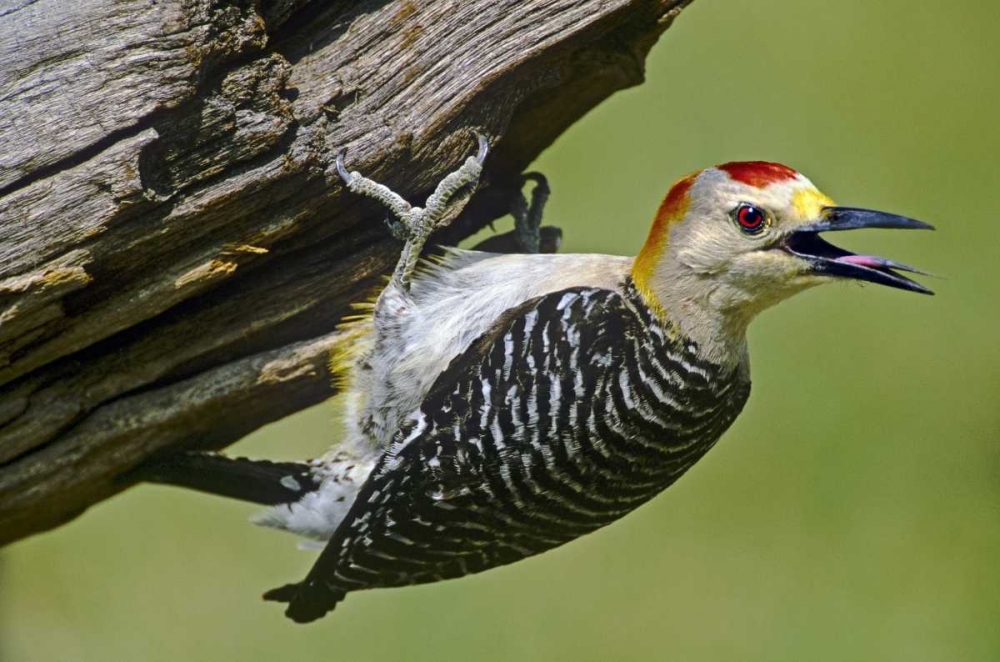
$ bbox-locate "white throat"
[635,262,753,370]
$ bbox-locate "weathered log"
[0,0,691,545]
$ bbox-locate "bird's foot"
[335,132,489,290]
[509,172,550,254]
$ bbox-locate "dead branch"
[0,0,691,545]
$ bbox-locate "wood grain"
[0,0,692,546]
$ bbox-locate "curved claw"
[334,150,353,185]
[520,171,550,190]
[473,131,489,164]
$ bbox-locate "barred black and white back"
[265,281,751,622]
[251,250,634,541]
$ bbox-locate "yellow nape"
[792,187,836,220]
[632,172,697,312]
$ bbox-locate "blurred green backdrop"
[3,1,998,660]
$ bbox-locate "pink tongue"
[836,255,885,269]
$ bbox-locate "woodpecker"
[143,134,932,623]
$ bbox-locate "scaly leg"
[335,133,489,291]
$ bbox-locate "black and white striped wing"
[269,287,636,622]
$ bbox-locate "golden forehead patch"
[792,188,836,220]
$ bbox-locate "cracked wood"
[0,0,693,546]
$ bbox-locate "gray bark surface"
[0,0,691,546]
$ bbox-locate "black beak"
[782,206,935,295]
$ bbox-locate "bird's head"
[632,161,932,360]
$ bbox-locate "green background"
[4,1,998,660]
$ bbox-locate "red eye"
[735,204,767,234]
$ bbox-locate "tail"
[263,579,347,624]
[134,452,320,506]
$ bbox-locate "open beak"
[782,206,935,295]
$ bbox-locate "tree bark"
[0,0,691,546]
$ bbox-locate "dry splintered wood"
[0,0,692,546]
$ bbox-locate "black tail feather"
[262,583,301,602]
[264,579,347,624]
[133,452,320,505]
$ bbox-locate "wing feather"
[267,286,633,623]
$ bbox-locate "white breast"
[344,249,633,451]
